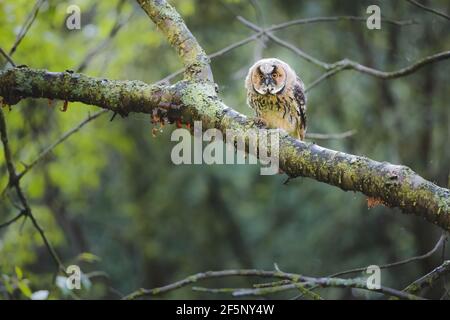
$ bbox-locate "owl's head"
[245,58,293,95]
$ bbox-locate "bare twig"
[0,0,126,275]
[292,234,446,299]
[329,234,446,278]
[406,0,450,21]
[237,16,450,82]
[0,211,25,229]
[124,268,423,300]
[156,14,416,85]
[0,47,16,67]
[77,2,133,73]
[156,32,263,85]
[305,65,346,92]
[16,110,107,180]
[0,108,65,274]
[137,0,213,82]
[441,235,449,299]
[230,278,423,300]
[268,16,417,32]
[123,269,298,299]
[403,261,450,295]
[9,0,46,56]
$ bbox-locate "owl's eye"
[272,73,277,79]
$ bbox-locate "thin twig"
[9,0,46,56]
[237,16,338,69]
[0,108,66,274]
[406,0,450,21]
[124,269,310,299]
[17,110,107,181]
[123,268,423,300]
[253,279,323,300]
[156,32,263,84]
[231,278,423,300]
[329,234,446,278]
[156,14,417,85]
[292,234,446,299]
[77,2,133,72]
[441,235,449,299]
[0,47,16,67]
[0,212,25,229]
[305,65,346,92]
[237,16,450,81]
[403,260,450,295]
[267,16,417,32]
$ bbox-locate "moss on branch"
[137,0,213,82]
[0,65,449,231]
[0,0,449,232]
[0,67,186,120]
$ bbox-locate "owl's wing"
[293,77,307,131]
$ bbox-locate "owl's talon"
[176,119,183,128]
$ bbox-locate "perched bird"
[245,58,307,140]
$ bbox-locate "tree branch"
[267,16,417,32]
[0,108,65,274]
[403,260,450,295]
[0,211,24,229]
[0,67,182,118]
[137,0,213,82]
[124,268,423,300]
[17,110,107,180]
[156,32,263,85]
[329,234,446,278]
[8,0,46,57]
[1,64,449,231]
[229,277,422,300]
[1,0,449,233]
[406,0,450,21]
[77,1,133,73]
[237,16,450,81]
[156,14,415,85]
[0,47,16,68]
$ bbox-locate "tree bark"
[0,0,449,232]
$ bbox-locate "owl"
[245,58,307,140]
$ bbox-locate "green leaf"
[76,252,101,263]
[17,280,32,298]
[15,266,23,280]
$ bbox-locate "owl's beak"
[264,77,271,86]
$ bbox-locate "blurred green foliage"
[0,0,449,299]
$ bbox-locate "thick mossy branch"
[0,66,449,231]
[216,105,450,231]
[137,0,213,82]
[0,67,185,119]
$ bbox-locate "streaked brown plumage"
[245,58,307,140]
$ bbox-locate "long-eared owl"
[245,58,307,140]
